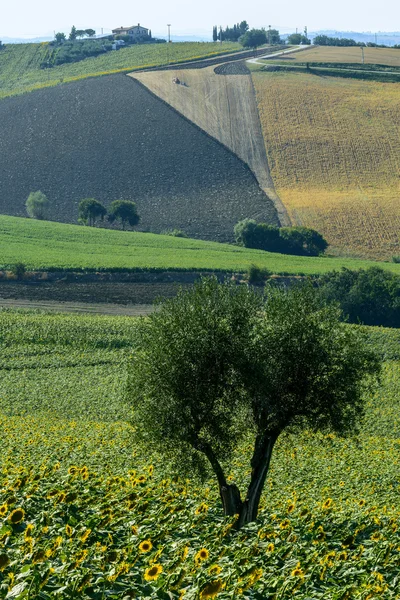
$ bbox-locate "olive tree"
[128,278,380,528]
[25,191,50,220]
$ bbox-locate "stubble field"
[286,46,400,67]
[0,310,399,598]
[252,71,400,259]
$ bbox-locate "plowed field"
[0,74,277,242]
[133,64,288,225]
[253,71,400,259]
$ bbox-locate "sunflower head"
[139,539,153,553]
[195,548,209,562]
[9,507,25,524]
[322,498,333,510]
[0,553,10,571]
[144,563,162,581]
[0,504,8,517]
[200,579,224,599]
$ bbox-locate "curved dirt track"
[131,65,290,226]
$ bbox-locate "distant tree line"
[212,22,249,42]
[313,34,397,48]
[212,22,281,47]
[234,219,328,256]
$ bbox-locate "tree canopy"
[240,29,267,49]
[78,198,107,227]
[25,191,50,220]
[319,267,400,328]
[128,278,380,528]
[108,200,140,230]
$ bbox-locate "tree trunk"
[219,482,242,516]
[235,431,279,529]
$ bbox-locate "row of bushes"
[234,219,328,256]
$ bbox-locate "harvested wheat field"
[286,45,400,67]
[253,71,400,259]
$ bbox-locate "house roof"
[112,25,149,33]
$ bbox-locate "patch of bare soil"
[0,74,276,242]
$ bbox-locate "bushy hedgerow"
[234,219,328,256]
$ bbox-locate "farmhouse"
[112,24,150,40]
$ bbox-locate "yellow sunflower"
[9,507,25,524]
[0,504,8,517]
[139,539,153,553]
[144,563,162,581]
[208,564,222,575]
[291,562,305,577]
[200,579,224,599]
[195,548,210,562]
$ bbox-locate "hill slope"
[0,41,240,99]
[252,71,400,259]
[0,74,278,242]
[0,215,399,275]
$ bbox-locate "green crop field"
[1,216,400,276]
[0,41,240,99]
[0,309,399,598]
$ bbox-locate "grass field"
[0,41,240,99]
[286,46,400,67]
[252,71,400,260]
[1,215,400,275]
[0,310,399,597]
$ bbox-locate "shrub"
[234,220,328,256]
[10,262,26,280]
[247,264,271,284]
[161,229,188,238]
[25,191,50,220]
[392,256,400,264]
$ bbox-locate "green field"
[0,41,240,99]
[1,216,400,276]
[0,310,399,598]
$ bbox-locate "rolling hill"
[0,74,278,242]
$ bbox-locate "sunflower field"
[0,310,400,598]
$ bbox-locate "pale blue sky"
[1,0,399,38]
